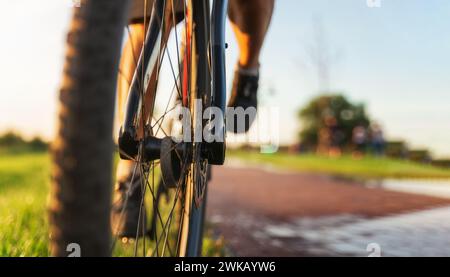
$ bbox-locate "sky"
[0,0,449,157]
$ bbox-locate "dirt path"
[206,165,450,256]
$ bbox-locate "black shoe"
[227,69,259,134]
[111,170,147,239]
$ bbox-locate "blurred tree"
[0,131,26,147]
[0,131,48,152]
[408,149,432,164]
[385,141,409,159]
[298,94,370,151]
[432,159,450,168]
[29,137,48,151]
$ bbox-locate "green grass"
[0,151,226,257]
[228,150,450,179]
[0,152,50,256]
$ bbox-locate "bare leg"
[117,23,146,175]
[228,0,275,69]
[118,24,145,129]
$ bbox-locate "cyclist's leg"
[228,0,275,70]
[117,23,145,127]
[227,0,274,133]
[113,22,146,238]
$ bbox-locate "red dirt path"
[206,165,450,256]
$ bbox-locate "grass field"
[0,151,227,257]
[228,151,450,179]
[2,150,449,256]
[0,152,50,256]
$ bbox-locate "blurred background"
[1,0,450,257]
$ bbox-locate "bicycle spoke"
[174,186,187,257]
[121,26,143,93]
[110,162,139,252]
[171,0,183,85]
[152,48,184,138]
[134,150,148,256]
[126,25,139,69]
[147,151,191,256]
[144,167,179,256]
[149,161,188,256]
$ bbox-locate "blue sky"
[0,0,449,157]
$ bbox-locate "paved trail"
[206,164,450,257]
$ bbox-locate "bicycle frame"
[118,0,227,165]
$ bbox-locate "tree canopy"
[298,94,370,150]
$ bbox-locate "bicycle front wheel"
[50,0,214,257]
